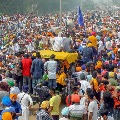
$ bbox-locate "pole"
[81,0,83,10]
[60,0,62,28]
[17,5,18,14]
[32,4,34,13]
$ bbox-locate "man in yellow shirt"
[48,88,61,120]
[88,31,97,49]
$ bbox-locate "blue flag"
[78,6,84,26]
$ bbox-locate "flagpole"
[60,0,62,28]
[81,0,83,10]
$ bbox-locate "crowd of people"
[0,9,120,120]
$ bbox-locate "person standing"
[52,32,63,52]
[79,73,91,94]
[13,52,23,91]
[48,88,61,120]
[31,52,44,94]
[21,54,32,93]
[82,43,93,64]
[88,93,98,120]
[62,33,73,52]
[10,94,22,120]
[0,83,9,113]
[17,85,33,120]
[88,31,97,50]
[44,54,57,89]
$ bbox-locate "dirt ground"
[29,103,64,120]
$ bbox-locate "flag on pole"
[78,6,84,26]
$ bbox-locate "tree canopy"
[0,0,95,15]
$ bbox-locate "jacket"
[82,47,93,59]
[31,58,44,79]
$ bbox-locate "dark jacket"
[31,58,44,79]
[82,47,93,59]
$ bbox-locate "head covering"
[95,61,102,69]
[76,67,81,72]
[2,112,12,120]
[81,65,86,70]
[87,43,92,47]
[2,96,11,107]
[91,31,96,36]
[40,101,50,109]
[10,94,17,100]
[80,73,86,80]
[7,80,15,87]
[107,37,111,41]
[10,87,20,94]
[96,35,101,41]
[22,85,28,92]
[1,107,15,113]
[109,72,114,78]
[61,107,69,116]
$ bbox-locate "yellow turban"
[87,43,92,47]
[10,94,17,100]
[40,101,50,109]
[2,112,12,120]
[96,61,102,69]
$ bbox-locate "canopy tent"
[33,50,78,64]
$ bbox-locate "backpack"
[66,94,80,106]
[69,104,85,118]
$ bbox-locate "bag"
[20,93,26,104]
[42,73,48,81]
[69,105,85,118]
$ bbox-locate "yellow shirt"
[96,60,102,68]
[50,95,61,115]
[88,35,97,49]
[90,78,98,91]
[57,72,66,86]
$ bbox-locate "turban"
[10,94,17,100]
[10,87,20,94]
[87,43,92,47]
[40,101,50,109]
[2,112,12,120]
[7,80,15,87]
[61,107,69,116]
[91,31,96,36]
[81,65,86,70]
[76,67,81,72]
[96,35,101,41]
[2,96,11,107]
[22,85,28,92]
